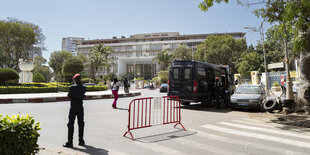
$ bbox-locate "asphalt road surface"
[1,89,310,155]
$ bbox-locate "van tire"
[181,101,190,106]
[262,101,278,112]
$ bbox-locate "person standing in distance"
[63,73,86,148]
[112,77,120,109]
[123,76,129,93]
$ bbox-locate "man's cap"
[73,73,81,79]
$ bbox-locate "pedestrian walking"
[63,73,86,148]
[124,76,129,93]
[112,77,120,109]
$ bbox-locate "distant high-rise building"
[61,37,85,56]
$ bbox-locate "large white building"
[61,37,85,56]
[76,32,245,79]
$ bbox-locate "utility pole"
[244,21,269,95]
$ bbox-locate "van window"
[197,68,206,81]
[172,68,180,81]
[206,69,214,82]
[184,68,191,80]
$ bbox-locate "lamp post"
[244,21,269,95]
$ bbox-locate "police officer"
[214,77,222,108]
[63,73,86,148]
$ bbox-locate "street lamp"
[244,21,269,95]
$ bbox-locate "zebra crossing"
[130,118,310,155]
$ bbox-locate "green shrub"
[0,114,41,154]
[0,86,58,94]
[0,68,19,85]
[33,73,45,82]
[81,78,94,84]
[273,81,280,87]
[86,85,107,91]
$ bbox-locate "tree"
[194,35,247,74]
[48,51,72,81]
[157,70,169,83]
[198,0,310,109]
[90,43,114,74]
[0,18,45,70]
[237,52,264,78]
[89,51,106,79]
[153,49,172,71]
[33,56,52,82]
[0,68,19,85]
[33,73,45,82]
[62,57,84,77]
[171,45,192,61]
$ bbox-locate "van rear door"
[169,66,193,100]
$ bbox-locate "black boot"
[79,139,85,146]
[63,142,73,148]
[78,122,85,146]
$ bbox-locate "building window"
[149,44,162,50]
[169,43,178,50]
[136,45,142,51]
[136,51,142,57]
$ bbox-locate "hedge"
[0,83,107,94]
[0,114,41,154]
[0,86,58,94]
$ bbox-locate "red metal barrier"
[123,96,186,140]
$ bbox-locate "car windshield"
[161,84,168,86]
[236,85,263,94]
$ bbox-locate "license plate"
[238,103,248,106]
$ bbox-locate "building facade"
[61,37,85,56]
[77,32,245,80]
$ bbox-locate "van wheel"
[262,101,278,112]
[181,101,190,106]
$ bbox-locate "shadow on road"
[72,144,109,155]
[270,114,310,132]
[116,107,128,111]
[133,129,197,143]
[181,104,262,114]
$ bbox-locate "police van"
[167,60,234,106]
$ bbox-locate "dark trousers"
[67,107,84,143]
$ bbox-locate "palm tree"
[91,43,114,74]
[89,51,106,79]
[153,49,172,71]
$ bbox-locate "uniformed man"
[63,73,86,148]
[214,77,222,108]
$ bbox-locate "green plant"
[0,114,41,154]
[33,73,45,82]
[0,68,19,85]
[81,78,94,84]
[273,81,280,87]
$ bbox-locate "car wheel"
[181,101,190,106]
[262,101,278,112]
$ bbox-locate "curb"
[0,92,141,104]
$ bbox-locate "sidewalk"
[0,89,141,104]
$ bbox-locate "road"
[1,89,310,155]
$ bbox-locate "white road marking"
[231,119,281,128]
[220,122,310,140]
[189,129,306,155]
[173,136,247,155]
[133,141,186,155]
[202,124,310,149]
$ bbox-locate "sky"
[0,0,269,61]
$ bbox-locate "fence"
[123,96,186,140]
